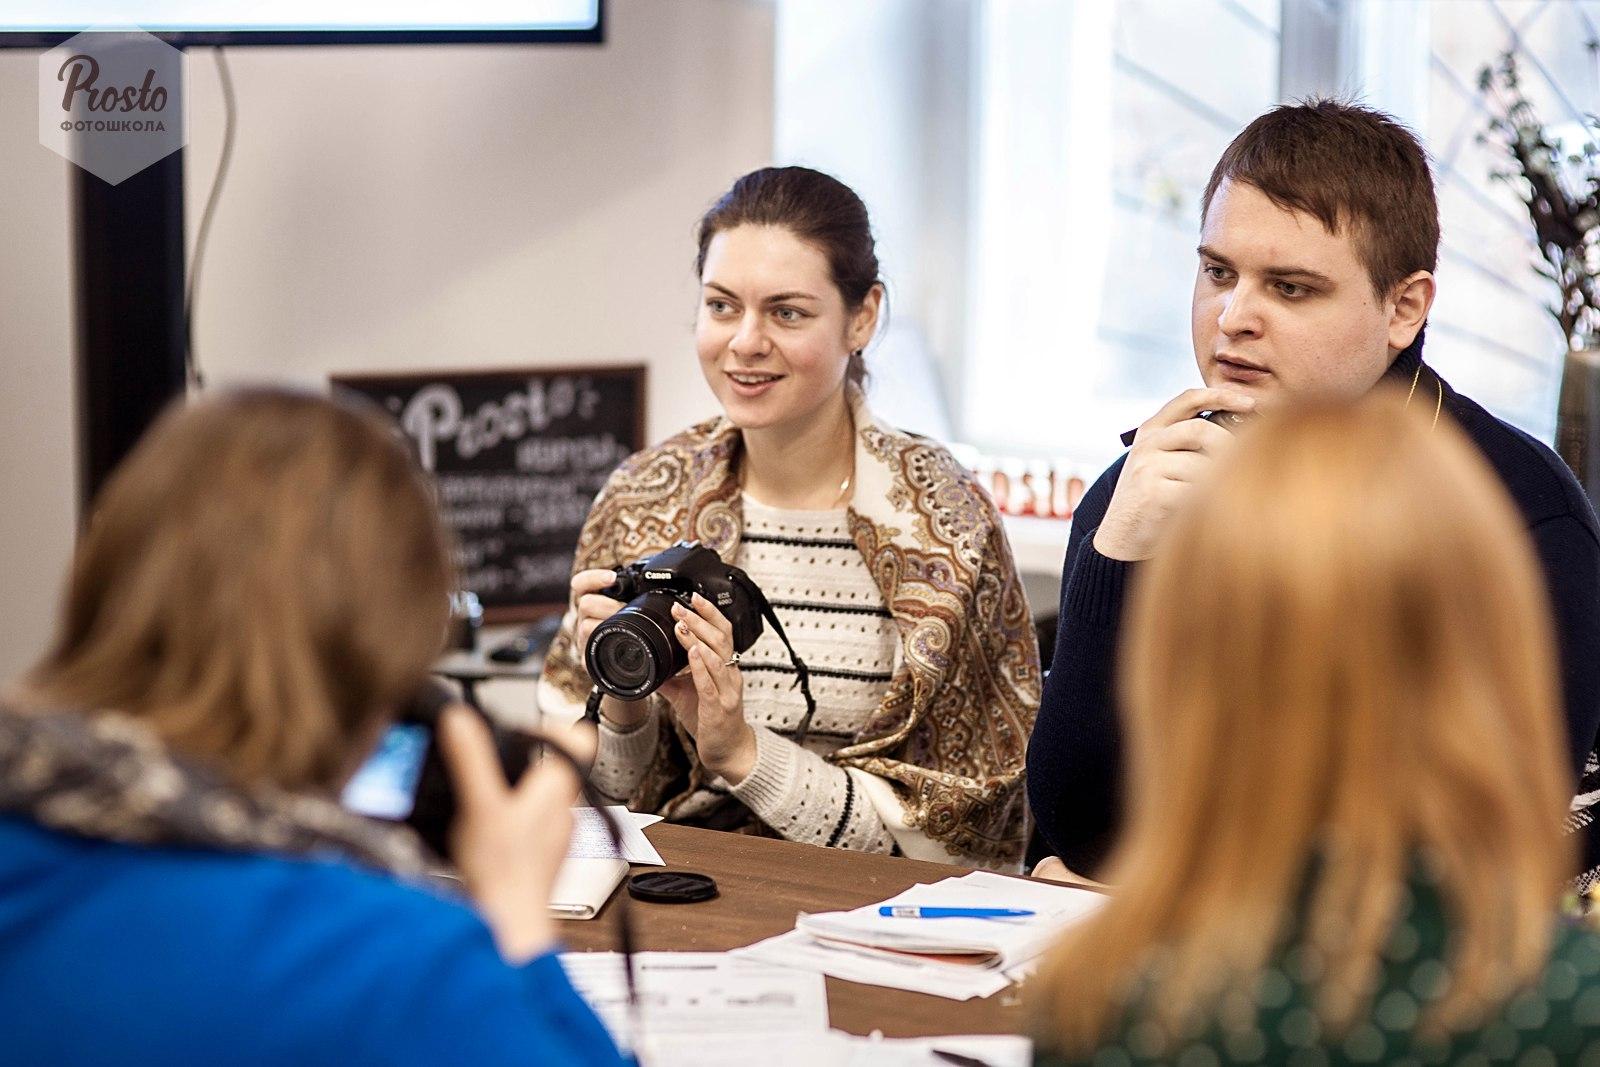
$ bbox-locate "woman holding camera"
[539,167,1040,869]
[0,391,624,1066]
[1029,396,1600,1064]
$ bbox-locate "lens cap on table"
[627,871,719,903]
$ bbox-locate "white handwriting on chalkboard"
[436,473,598,504]
[437,472,600,536]
[515,554,580,593]
[458,553,576,596]
[455,538,505,569]
[400,377,601,471]
[515,433,630,473]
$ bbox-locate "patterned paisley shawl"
[542,391,1041,866]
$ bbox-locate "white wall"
[0,55,76,688]
[774,0,973,436]
[962,0,1280,470]
[0,0,776,684]
[184,0,773,437]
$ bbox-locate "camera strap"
[750,591,820,745]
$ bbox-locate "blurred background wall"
[4,0,1594,681]
[0,0,773,682]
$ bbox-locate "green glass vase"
[1556,345,1600,513]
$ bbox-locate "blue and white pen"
[878,906,1036,919]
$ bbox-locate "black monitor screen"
[0,2,602,47]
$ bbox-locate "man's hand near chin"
[1093,387,1256,561]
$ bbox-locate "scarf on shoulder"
[0,704,432,878]
[543,389,1041,865]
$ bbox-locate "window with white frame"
[775,0,1583,480]
[1408,0,1599,441]
[961,0,1281,476]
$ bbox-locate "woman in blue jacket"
[0,388,626,1067]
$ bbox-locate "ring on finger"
[723,651,741,669]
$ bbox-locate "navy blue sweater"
[1027,346,1600,876]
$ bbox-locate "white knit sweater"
[589,496,938,855]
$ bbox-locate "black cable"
[184,46,237,392]
[414,681,636,1009]
[542,734,638,1012]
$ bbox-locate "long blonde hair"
[26,388,454,793]
[1030,392,1573,1053]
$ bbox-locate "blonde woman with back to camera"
[1029,393,1600,1064]
[0,389,625,1066]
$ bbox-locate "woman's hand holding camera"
[667,593,757,785]
[570,569,655,730]
[569,565,756,781]
[438,706,593,965]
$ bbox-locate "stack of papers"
[569,806,665,865]
[735,870,1107,1000]
[559,951,1030,1066]
[549,807,665,919]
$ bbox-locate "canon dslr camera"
[341,679,535,863]
[585,541,765,701]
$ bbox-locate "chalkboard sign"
[332,365,646,621]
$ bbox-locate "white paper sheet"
[855,1034,1031,1066]
[625,1032,1032,1067]
[796,870,1108,971]
[559,951,830,1057]
[565,805,665,865]
[735,929,1012,1001]
[637,1032,852,1067]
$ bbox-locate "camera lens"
[593,629,653,690]
[585,591,685,700]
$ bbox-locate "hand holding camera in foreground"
[439,706,594,964]
[571,562,757,784]
[668,592,757,784]
[570,566,707,731]
[569,568,656,730]
[1092,388,1256,562]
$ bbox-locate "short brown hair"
[28,388,454,792]
[1201,99,1440,296]
[696,166,883,388]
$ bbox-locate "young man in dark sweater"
[1027,100,1600,882]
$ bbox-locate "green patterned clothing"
[1036,881,1600,1066]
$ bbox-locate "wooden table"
[558,822,1102,1038]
